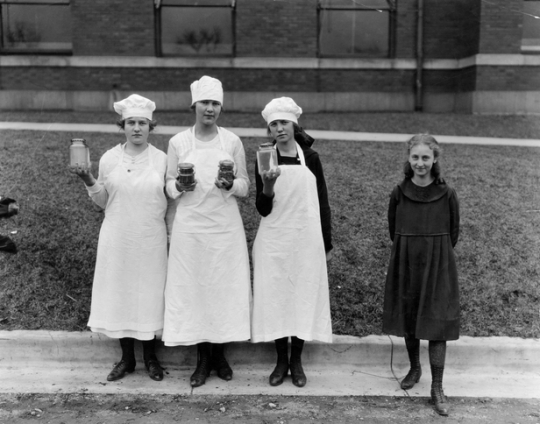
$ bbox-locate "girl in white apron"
[252,97,333,387]
[163,76,251,388]
[69,94,168,382]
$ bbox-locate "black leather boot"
[190,342,212,387]
[290,337,307,387]
[429,341,449,416]
[107,338,136,381]
[401,336,422,390]
[430,367,449,416]
[212,343,233,381]
[269,337,289,386]
[142,338,163,381]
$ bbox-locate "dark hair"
[403,134,442,180]
[190,101,224,113]
[116,118,157,131]
[266,121,301,139]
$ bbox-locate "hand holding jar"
[215,160,235,191]
[176,163,197,193]
[68,138,96,187]
[261,167,281,198]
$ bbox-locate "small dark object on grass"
[0,195,19,253]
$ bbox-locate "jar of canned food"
[218,160,235,185]
[256,142,278,175]
[69,138,90,167]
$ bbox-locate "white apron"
[163,128,251,346]
[251,144,332,343]
[88,144,168,340]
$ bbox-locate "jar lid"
[219,160,234,168]
[71,138,87,144]
[260,142,274,148]
[178,162,194,169]
[178,163,195,173]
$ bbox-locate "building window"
[0,0,71,54]
[522,0,540,52]
[318,0,395,58]
[156,0,234,57]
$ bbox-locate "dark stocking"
[119,337,136,364]
[142,337,157,362]
[429,340,449,416]
[401,336,422,390]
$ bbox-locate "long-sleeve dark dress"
[382,178,460,341]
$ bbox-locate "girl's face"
[408,143,436,179]
[269,120,294,144]
[124,117,150,146]
[195,100,222,126]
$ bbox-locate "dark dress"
[382,178,460,341]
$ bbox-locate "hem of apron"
[90,327,163,340]
[163,337,251,347]
[250,333,333,344]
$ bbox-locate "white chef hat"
[261,97,303,124]
[190,75,224,106]
[113,94,156,120]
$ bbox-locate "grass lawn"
[1,112,539,338]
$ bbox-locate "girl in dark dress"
[383,134,460,416]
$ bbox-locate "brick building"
[0,0,539,113]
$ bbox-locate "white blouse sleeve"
[86,152,113,209]
[165,135,183,199]
[226,136,250,198]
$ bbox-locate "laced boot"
[289,337,307,387]
[269,337,289,386]
[142,338,163,381]
[190,342,212,387]
[401,337,422,390]
[429,341,449,416]
[212,343,233,381]
[107,338,136,381]
[430,369,449,416]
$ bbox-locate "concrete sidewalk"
[1,121,540,147]
[1,331,538,398]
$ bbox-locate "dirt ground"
[0,393,539,424]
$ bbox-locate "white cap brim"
[265,112,298,124]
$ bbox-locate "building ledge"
[1,54,540,69]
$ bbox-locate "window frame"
[522,0,540,53]
[155,0,236,58]
[0,0,72,55]
[317,0,396,59]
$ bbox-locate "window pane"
[1,4,71,50]
[0,0,69,4]
[161,7,233,56]
[162,0,232,6]
[319,10,389,57]
[319,0,391,10]
[522,2,540,46]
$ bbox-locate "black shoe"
[145,359,164,381]
[269,361,289,386]
[400,366,422,390]
[289,358,307,388]
[431,386,449,416]
[190,349,211,388]
[190,362,211,387]
[107,360,135,381]
[213,356,233,381]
